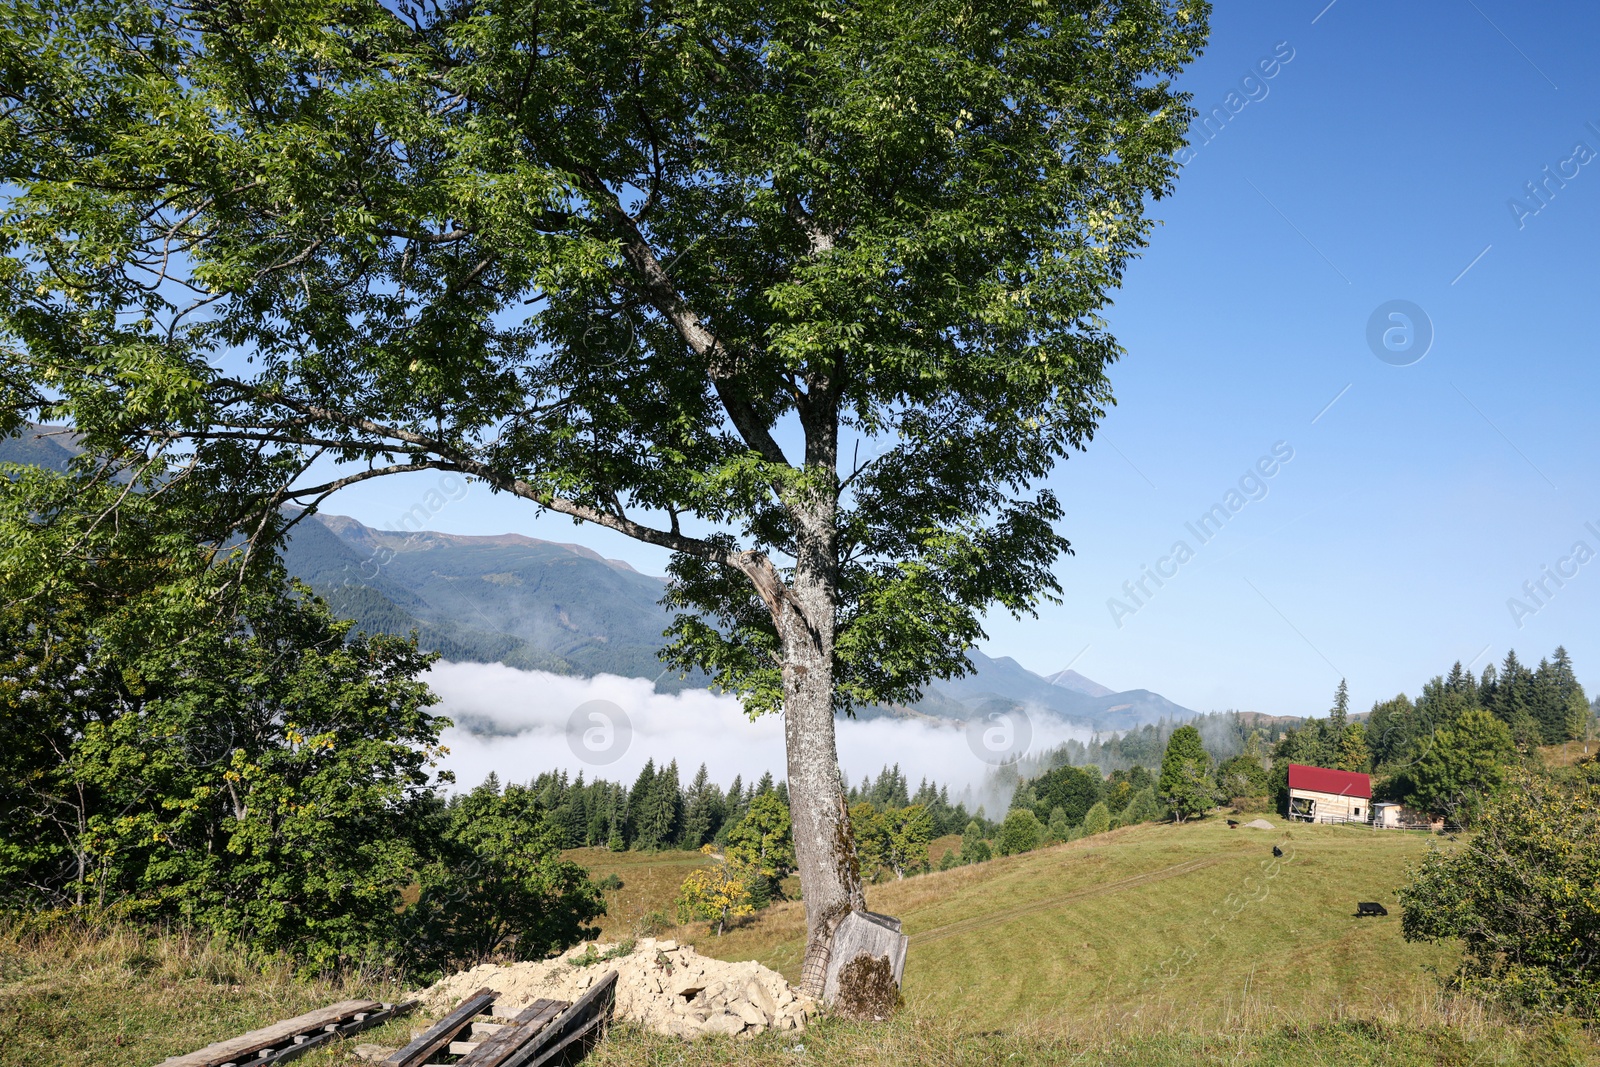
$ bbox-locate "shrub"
[1399,767,1600,1018]
[632,910,673,938]
[1121,786,1165,825]
[959,820,991,865]
[1046,806,1070,842]
[675,845,755,935]
[998,809,1043,856]
[1082,801,1111,836]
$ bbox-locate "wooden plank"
[822,910,908,1004]
[520,1012,607,1067]
[222,1000,419,1067]
[384,989,496,1067]
[502,972,617,1067]
[454,999,568,1067]
[160,1000,381,1067]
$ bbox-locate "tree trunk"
[782,495,866,998]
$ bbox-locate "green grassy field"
[5,819,1593,1067]
[693,819,1470,1031]
[563,846,719,941]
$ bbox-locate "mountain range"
[3,425,1198,730]
[279,510,1197,731]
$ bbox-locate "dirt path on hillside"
[911,855,1229,945]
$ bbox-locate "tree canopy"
[0,0,1209,992]
[1157,724,1215,822]
[0,457,599,974]
[1400,765,1600,1018]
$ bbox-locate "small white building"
[1372,801,1438,830]
[1286,764,1371,824]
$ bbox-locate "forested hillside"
[281,507,1201,728]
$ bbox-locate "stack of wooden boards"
[155,970,616,1067]
[385,972,616,1067]
[157,1000,416,1067]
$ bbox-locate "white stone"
[419,938,807,1042]
[744,979,776,1016]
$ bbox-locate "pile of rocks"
[419,938,817,1040]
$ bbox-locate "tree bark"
[780,437,867,996]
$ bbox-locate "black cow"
[1356,902,1388,917]
[1271,845,1283,858]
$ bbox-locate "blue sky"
[327,1,1600,719]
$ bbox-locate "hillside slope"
[678,820,1457,1030]
[281,510,677,681]
[284,510,1199,727]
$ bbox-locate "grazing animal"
[1271,845,1283,857]
[1356,902,1388,917]
[1227,820,1239,829]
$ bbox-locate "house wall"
[1288,788,1369,823]
[1374,803,1434,829]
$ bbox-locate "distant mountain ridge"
[1046,668,1116,698]
[284,511,1198,730]
[2,421,1200,731]
[911,650,1196,733]
[0,424,79,473]
[280,509,688,685]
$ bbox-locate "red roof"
[1287,763,1371,798]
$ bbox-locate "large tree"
[0,0,1207,992]
[1157,723,1215,822]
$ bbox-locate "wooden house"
[1286,764,1371,824]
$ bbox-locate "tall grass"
[0,917,413,1067]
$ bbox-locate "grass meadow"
[3,819,1593,1066]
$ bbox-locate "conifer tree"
[959,821,991,865]
[1158,725,1217,823]
[682,764,724,849]
[626,759,658,848]
[1550,646,1590,743]
[1445,660,1479,706]
[1492,651,1530,726]
[647,760,683,849]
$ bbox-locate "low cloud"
[424,661,1091,816]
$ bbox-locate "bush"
[1046,806,1070,842]
[959,820,991,865]
[405,781,605,971]
[1121,787,1165,825]
[632,910,673,938]
[998,809,1043,856]
[1081,801,1111,836]
[1399,767,1600,1018]
[675,845,755,935]
[1216,752,1271,799]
